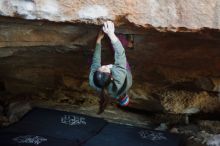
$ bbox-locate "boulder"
[7,101,32,123]
[1,0,220,31]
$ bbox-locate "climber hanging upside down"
[89,21,132,114]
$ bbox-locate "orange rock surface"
[1,0,220,31]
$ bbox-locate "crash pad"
[84,123,182,146]
[0,108,182,146]
[0,132,77,146]
[0,107,107,145]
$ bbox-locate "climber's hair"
[93,71,111,88]
[93,71,112,114]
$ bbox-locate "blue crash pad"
[84,123,182,146]
[0,108,107,145]
[0,132,77,146]
[0,108,182,146]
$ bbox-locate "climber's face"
[98,65,111,73]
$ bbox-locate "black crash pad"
[0,108,107,145]
[84,123,182,146]
[0,132,77,146]
[0,108,182,146]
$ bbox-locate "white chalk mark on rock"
[39,0,58,15]
[78,5,108,19]
[0,0,36,19]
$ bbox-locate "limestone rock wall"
[1,0,220,31]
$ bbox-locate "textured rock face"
[1,0,220,31]
[0,17,220,114]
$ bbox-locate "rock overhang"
[1,0,220,32]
